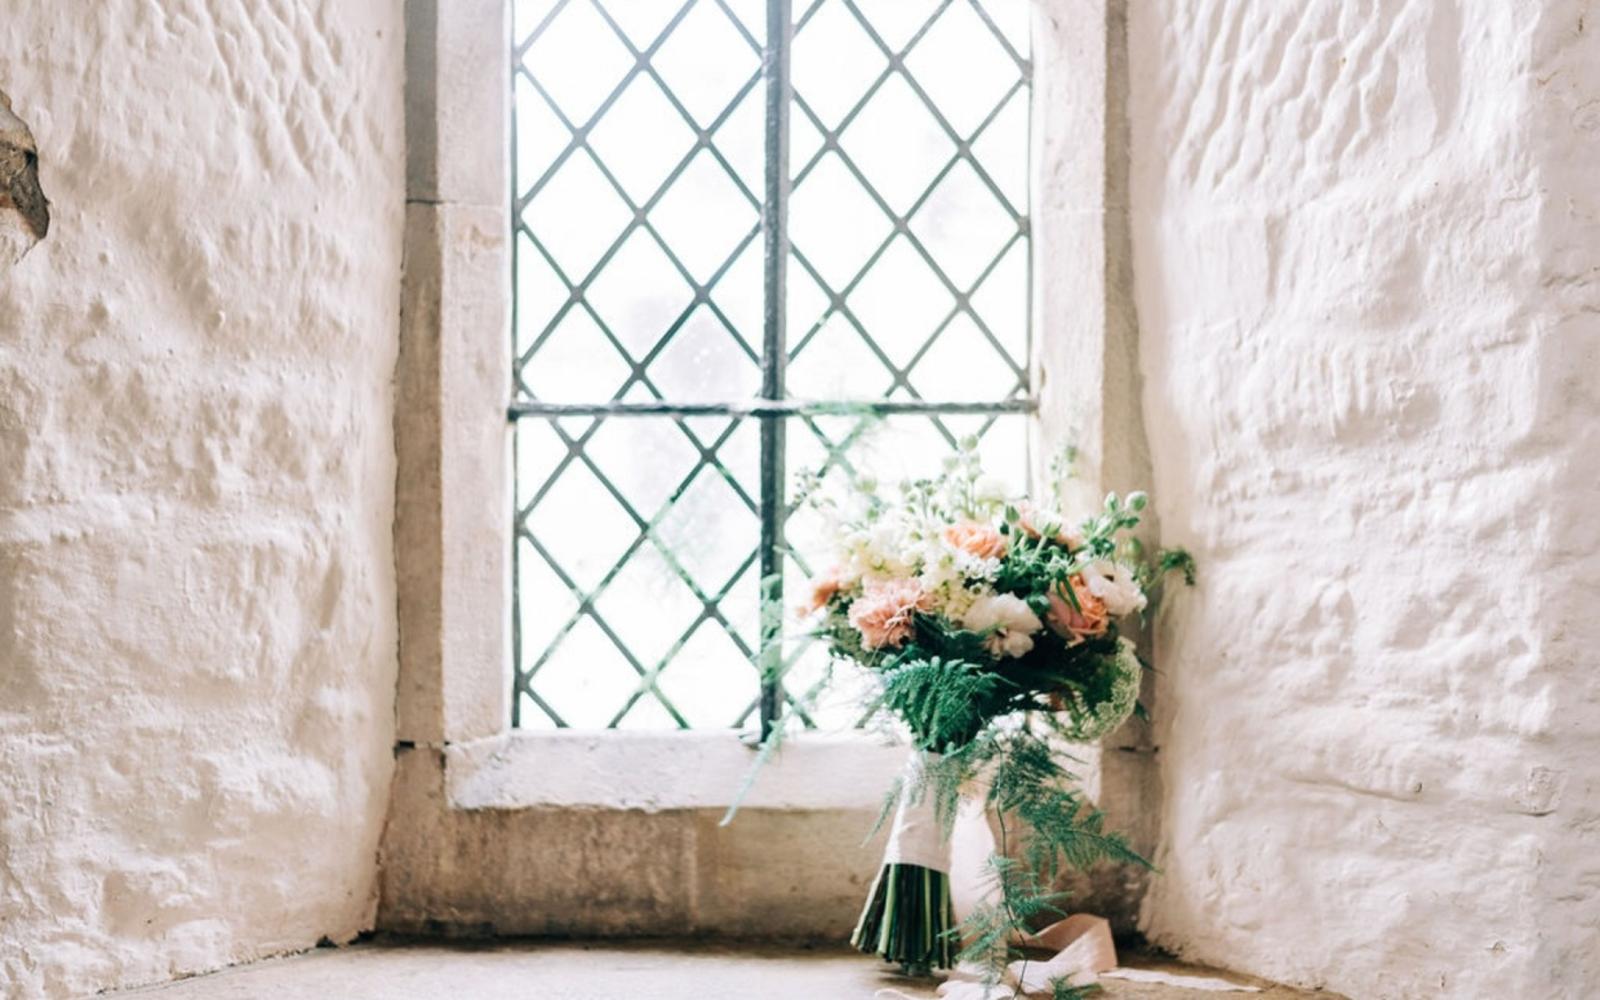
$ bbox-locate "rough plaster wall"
[1128,1,1600,997]
[0,2,405,996]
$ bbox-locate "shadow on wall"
[0,87,49,269]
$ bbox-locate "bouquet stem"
[851,751,955,974]
[851,862,955,973]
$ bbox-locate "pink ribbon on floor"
[875,914,1263,998]
[934,914,1115,999]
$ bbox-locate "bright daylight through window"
[511,0,1033,732]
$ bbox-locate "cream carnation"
[1082,561,1147,617]
[962,593,1043,659]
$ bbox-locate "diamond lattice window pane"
[655,470,759,593]
[784,253,831,354]
[908,158,1018,292]
[775,639,876,730]
[650,150,760,283]
[522,151,633,281]
[710,240,764,351]
[513,72,569,199]
[591,543,707,672]
[652,1,761,127]
[602,0,684,50]
[792,0,887,129]
[850,0,944,52]
[585,229,696,361]
[646,305,761,402]
[903,1,1022,138]
[972,85,1029,214]
[905,313,1022,402]
[583,417,704,522]
[528,616,645,728]
[790,97,827,174]
[787,313,892,400]
[523,456,639,593]
[514,418,570,509]
[721,0,766,44]
[588,75,699,205]
[516,535,582,678]
[717,560,760,654]
[788,412,1030,508]
[978,0,1031,56]
[658,622,760,727]
[840,74,956,216]
[514,232,569,362]
[789,153,893,291]
[520,307,634,402]
[692,418,759,503]
[514,0,560,44]
[522,1,634,125]
[970,240,1028,366]
[714,85,765,197]
[846,235,956,369]
[615,694,680,730]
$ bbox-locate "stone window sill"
[443,730,909,813]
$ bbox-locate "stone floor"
[111,941,1337,999]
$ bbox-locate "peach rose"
[943,521,1007,561]
[801,566,849,615]
[1045,575,1109,645]
[847,578,931,650]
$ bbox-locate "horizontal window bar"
[507,398,1037,420]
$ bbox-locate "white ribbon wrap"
[882,751,949,873]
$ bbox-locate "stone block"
[406,0,509,207]
[394,201,511,744]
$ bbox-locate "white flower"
[844,520,916,580]
[1082,561,1147,617]
[962,593,1043,659]
[974,475,1011,505]
[952,550,1002,581]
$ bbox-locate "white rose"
[1082,561,1147,617]
[962,593,1043,659]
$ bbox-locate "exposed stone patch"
[0,87,48,269]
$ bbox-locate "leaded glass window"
[511,0,1034,733]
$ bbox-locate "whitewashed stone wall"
[0,2,405,996]
[1128,1,1600,997]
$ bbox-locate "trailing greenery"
[726,439,1195,996]
[915,725,1147,995]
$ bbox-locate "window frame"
[507,0,1038,736]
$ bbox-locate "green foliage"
[954,855,1068,985]
[926,728,1150,993]
[993,528,1079,601]
[881,656,1019,752]
[1050,979,1104,999]
[1045,640,1144,743]
[1156,547,1197,587]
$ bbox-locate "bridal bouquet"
[791,440,1194,997]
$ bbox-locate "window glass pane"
[514,0,759,397]
[512,0,1031,730]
